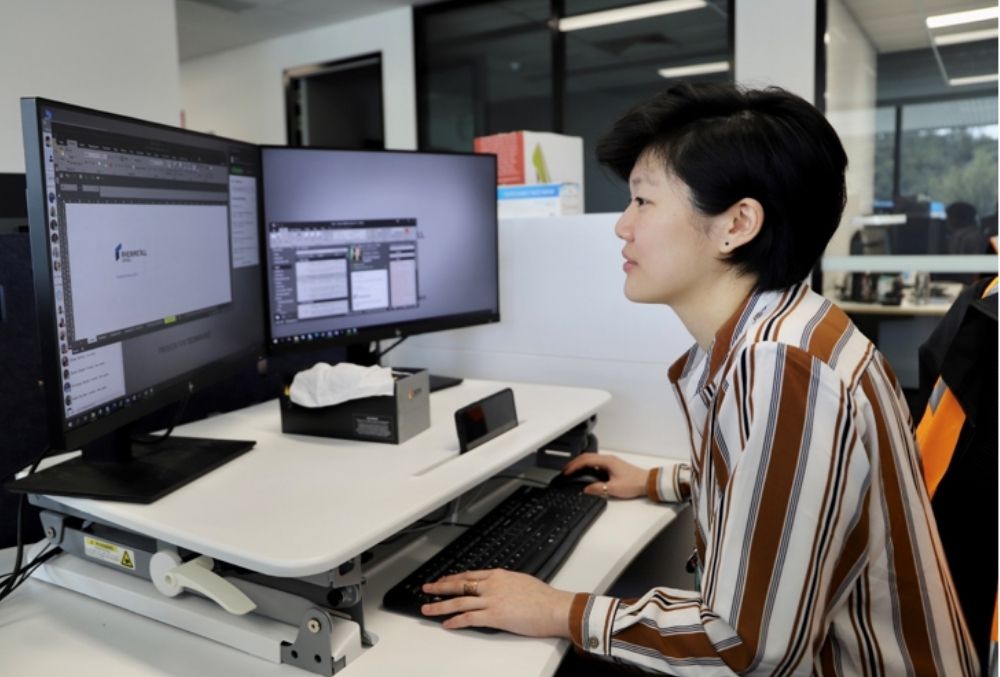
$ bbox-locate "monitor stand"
[344,342,464,392]
[5,428,254,504]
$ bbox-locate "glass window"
[822,0,998,401]
[873,106,896,206]
[417,1,553,152]
[415,0,733,212]
[899,97,998,226]
[825,2,997,261]
[562,0,730,211]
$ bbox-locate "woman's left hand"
[421,569,575,637]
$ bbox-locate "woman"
[422,83,977,675]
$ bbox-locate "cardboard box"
[474,131,584,191]
[279,370,430,444]
[497,183,582,218]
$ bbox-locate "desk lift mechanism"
[26,494,373,675]
[20,416,602,673]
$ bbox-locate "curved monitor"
[260,147,499,356]
[7,98,266,502]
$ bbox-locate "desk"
[831,283,962,318]
[0,380,685,676]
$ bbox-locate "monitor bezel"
[257,144,500,356]
[22,97,266,453]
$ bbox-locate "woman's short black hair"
[596,82,848,291]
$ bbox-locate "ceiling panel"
[177,0,998,62]
[841,0,998,53]
[176,0,438,61]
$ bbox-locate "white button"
[588,637,599,650]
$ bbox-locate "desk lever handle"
[150,551,256,616]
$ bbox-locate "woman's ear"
[718,198,764,254]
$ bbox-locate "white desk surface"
[0,451,684,677]
[41,380,610,578]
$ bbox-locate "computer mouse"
[549,466,610,488]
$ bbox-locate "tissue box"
[474,131,584,191]
[497,183,582,218]
[279,370,430,444]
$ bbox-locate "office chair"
[946,201,989,255]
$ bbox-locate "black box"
[536,415,598,469]
[279,370,430,444]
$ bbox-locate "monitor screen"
[260,147,499,354]
[7,99,266,502]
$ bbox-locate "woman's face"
[614,154,724,307]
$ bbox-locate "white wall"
[824,0,877,263]
[384,214,695,460]
[179,7,416,149]
[0,0,181,172]
[734,0,817,102]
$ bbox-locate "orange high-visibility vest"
[916,276,998,676]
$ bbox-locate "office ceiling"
[841,0,996,52]
[176,0,997,61]
[176,0,439,61]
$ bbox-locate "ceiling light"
[558,0,707,32]
[658,61,730,78]
[948,73,999,86]
[933,27,999,45]
[926,6,998,29]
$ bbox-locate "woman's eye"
[633,197,648,207]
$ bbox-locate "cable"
[0,445,56,604]
[131,394,190,445]
[0,545,59,600]
[376,336,407,361]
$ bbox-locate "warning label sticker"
[83,536,136,570]
[353,414,393,440]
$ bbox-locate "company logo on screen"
[114,243,148,263]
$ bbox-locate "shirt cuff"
[568,593,620,656]
[647,462,691,503]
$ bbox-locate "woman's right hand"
[561,452,650,499]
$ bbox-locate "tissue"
[289,363,395,408]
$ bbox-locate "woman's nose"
[614,208,633,241]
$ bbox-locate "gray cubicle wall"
[385,213,694,460]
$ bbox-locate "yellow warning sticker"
[84,537,136,570]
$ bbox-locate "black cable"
[0,445,54,603]
[376,336,407,361]
[0,545,59,599]
[131,394,190,445]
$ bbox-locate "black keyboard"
[383,484,606,619]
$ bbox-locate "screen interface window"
[269,219,418,336]
[262,148,499,347]
[40,107,262,431]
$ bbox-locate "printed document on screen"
[66,203,232,341]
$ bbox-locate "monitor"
[260,147,499,364]
[6,98,266,503]
[0,172,28,233]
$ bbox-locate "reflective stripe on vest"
[915,276,998,498]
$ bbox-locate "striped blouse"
[568,283,978,675]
